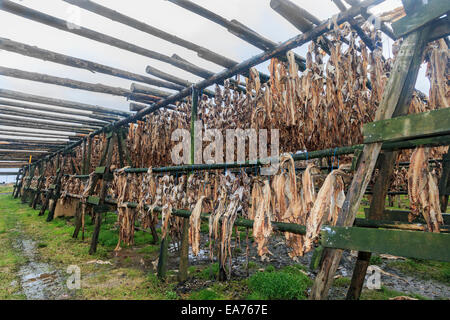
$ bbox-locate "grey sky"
[0,0,431,178]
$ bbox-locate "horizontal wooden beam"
[321,226,450,262]
[364,107,450,144]
[0,162,29,168]
[166,0,307,70]
[145,65,215,97]
[0,105,107,127]
[0,0,223,80]
[0,171,18,175]
[0,117,94,134]
[0,128,78,139]
[392,0,450,37]
[364,208,450,225]
[0,88,130,117]
[0,37,183,91]
[0,98,112,122]
[0,66,132,97]
[62,0,236,69]
[0,137,68,145]
[428,15,450,42]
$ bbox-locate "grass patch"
[333,277,351,288]
[190,287,225,300]
[389,258,450,285]
[247,266,312,300]
[361,286,427,300]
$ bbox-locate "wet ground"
[12,234,71,300]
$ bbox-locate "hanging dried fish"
[303,168,346,253]
[252,179,273,261]
[407,147,443,232]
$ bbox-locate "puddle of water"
[13,238,70,300]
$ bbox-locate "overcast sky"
[0,0,430,178]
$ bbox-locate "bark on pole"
[309,26,431,300]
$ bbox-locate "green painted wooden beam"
[364,108,450,144]
[393,0,450,37]
[321,226,450,262]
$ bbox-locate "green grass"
[361,286,427,300]
[189,288,225,300]
[0,194,173,299]
[389,258,450,285]
[333,277,351,288]
[247,266,312,300]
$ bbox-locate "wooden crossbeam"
[321,226,450,262]
[0,88,130,117]
[0,0,224,80]
[363,107,450,144]
[392,0,450,37]
[166,0,307,70]
[0,37,182,92]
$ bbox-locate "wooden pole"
[0,37,183,91]
[0,117,96,134]
[47,155,66,221]
[0,105,107,127]
[145,66,215,97]
[0,97,114,122]
[0,88,130,117]
[31,162,46,209]
[0,0,221,80]
[310,24,432,300]
[0,66,132,97]
[89,132,116,254]
[166,0,306,70]
[0,130,76,140]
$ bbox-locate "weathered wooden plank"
[363,107,450,144]
[87,196,100,206]
[392,0,450,37]
[364,208,450,224]
[321,226,450,262]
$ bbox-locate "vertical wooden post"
[89,132,116,254]
[12,169,21,197]
[22,164,36,204]
[39,155,60,216]
[157,236,169,279]
[47,155,66,222]
[438,152,450,213]
[310,26,431,300]
[31,162,45,208]
[13,168,24,198]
